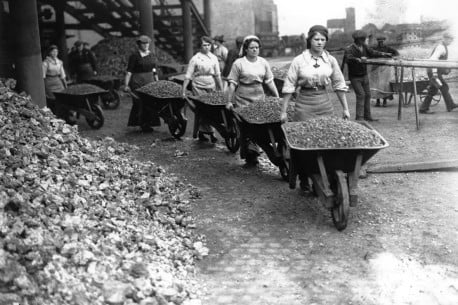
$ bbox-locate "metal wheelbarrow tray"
[84,75,122,110]
[186,95,240,153]
[282,121,389,230]
[53,85,108,129]
[135,91,188,139]
[233,111,289,181]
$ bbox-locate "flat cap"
[136,35,151,44]
[352,30,367,39]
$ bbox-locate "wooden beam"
[363,58,458,69]
[367,159,458,173]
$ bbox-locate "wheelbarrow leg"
[331,170,350,231]
[221,109,240,153]
[348,154,362,207]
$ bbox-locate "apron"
[293,87,334,121]
[192,86,215,134]
[44,75,65,100]
[368,65,395,99]
[234,83,264,157]
[76,63,94,82]
[127,72,161,127]
[234,82,265,107]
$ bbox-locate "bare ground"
[79,83,458,305]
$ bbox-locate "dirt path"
[79,90,458,305]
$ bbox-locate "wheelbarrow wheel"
[102,90,120,109]
[225,117,240,153]
[331,171,350,231]
[168,115,187,139]
[85,104,104,129]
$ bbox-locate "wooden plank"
[367,159,458,173]
[362,58,458,69]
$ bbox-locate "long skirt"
[127,72,161,128]
[293,88,334,121]
[192,86,215,134]
[368,65,395,100]
[44,76,65,100]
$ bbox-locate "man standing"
[419,32,458,114]
[213,35,228,73]
[343,30,392,121]
[68,40,97,82]
[222,36,243,83]
[372,35,399,107]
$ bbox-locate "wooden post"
[54,0,68,70]
[203,0,211,36]
[9,0,46,107]
[398,66,404,120]
[181,0,193,62]
[411,67,420,130]
[137,0,155,51]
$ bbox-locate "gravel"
[283,117,384,149]
[136,80,183,99]
[0,79,205,305]
[234,96,294,124]
[191,91,226,106]
[60,84,107,95]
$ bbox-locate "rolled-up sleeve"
[185,56,196,80]
[282,59,299,94]
[42,61,48,78]
[263,59,274,84]
[329,57,348,91]
[213,57,221,77]
[227,60,241,86]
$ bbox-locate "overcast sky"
[275,0,458,36]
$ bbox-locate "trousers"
[350,75,372,119]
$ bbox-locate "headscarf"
[239,35,261,57]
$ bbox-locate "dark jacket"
[343,44,388,77]
[222,48,240,78]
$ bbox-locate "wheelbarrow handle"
[184,97,196,111]
[231,109,242,122]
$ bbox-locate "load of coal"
[92,37,178,79]
[0,79,206,305]
[283,117,384,149]
[60,84,107,95]
[136,80,184,99]
[234,96,294,124]
[192,91,226,106]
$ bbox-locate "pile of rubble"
[92,38,178,79]
[0,79,206,305]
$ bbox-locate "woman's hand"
[342,109,350,120]
[123,85,131,92]
[226,102,234,110]
[280,111,288,123]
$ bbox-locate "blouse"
[42,56,66,79]
[227,57,274,86]
[282,50,348,94]
[185,52,220,89]
[127,51,156,74]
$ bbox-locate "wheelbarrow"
[186,95,240,153]
[282,121,389,231]
[83,75,122,109]
[53,84,107,129]
[133,90,188,139]
[233,109,289,181]
[390,79,441,106]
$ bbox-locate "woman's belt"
[46,74,60,78]
[239,82,262,87]
[300,85,326,91]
